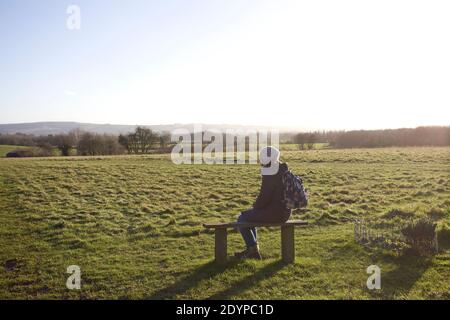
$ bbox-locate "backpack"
[282,170,308,209]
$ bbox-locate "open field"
[0,147,449,299]
[279,143,329,151]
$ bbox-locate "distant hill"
[0,122,151,135]
[0,122,293,136]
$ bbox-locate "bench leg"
[281,225,295,263]
[215,228,228,264]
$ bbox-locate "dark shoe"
[234,245,262,260]
[234,248,249,259]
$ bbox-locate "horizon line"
[0,120,449,133]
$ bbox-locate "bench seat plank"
[203,220,308,229]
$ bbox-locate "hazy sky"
[1,0,449,130]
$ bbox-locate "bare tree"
[78,132,125,156]
[121,127,160,154]
[118,134,130,153]
[159,132,171,149]
[54,131,78,156]
[295,133,308,150]
[306,133,317,150]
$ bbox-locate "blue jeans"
[237,210,258,247]
[237,207,291,248]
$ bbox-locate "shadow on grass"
[147,259,288,300]
[207,260,287,300]
[147,260,239,300]
[376,251,433,299]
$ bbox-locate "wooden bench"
[203,220,308,264]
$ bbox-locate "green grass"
[0,147,449,299]
[0,145,30,157]
[280,143,329,151]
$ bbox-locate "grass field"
[0,147,449,299]
[279,143,329,151]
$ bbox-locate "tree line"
[0,127,172,157]
[1,125,448,157]
[294,126,450,149]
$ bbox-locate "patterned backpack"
[282,170,308,209]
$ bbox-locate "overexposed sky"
[1,0,449,130]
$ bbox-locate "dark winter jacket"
[253,162,291,222]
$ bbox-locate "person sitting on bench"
[235,146,291,260]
